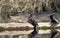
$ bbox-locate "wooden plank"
[0,22,59,27]
[0,22,52,32]
[0,22,51,28]
[0,22,50,32]
[0,22,60,31]
[0,22,59,35]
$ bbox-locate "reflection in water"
[50,29,58,38]
[28,30,38,38]
[50,29,60,38]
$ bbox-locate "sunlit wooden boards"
[0,22,51,28]
[0,22,59,35]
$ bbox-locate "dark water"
[0,34,51,38]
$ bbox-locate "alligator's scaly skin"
[10,12,60,23]
[10,12,60,38]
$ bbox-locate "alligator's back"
[10,12,60,23]
[10,13,30,23]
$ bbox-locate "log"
[0,22,59,35]
[0,22,51,32]
[0,22,51,28]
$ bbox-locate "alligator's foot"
[28,25,39,38]
[28,19,39,38]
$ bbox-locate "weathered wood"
[0,22,51,32]
[0,22,59,35]
[0,22,51,27]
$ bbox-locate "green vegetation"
[40,26,50,30]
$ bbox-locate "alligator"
[10,12,60,38]
[10,12,60,23]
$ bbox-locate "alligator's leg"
[50,14,59,29]
[28,18,39,38]
[50,14,59,38]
